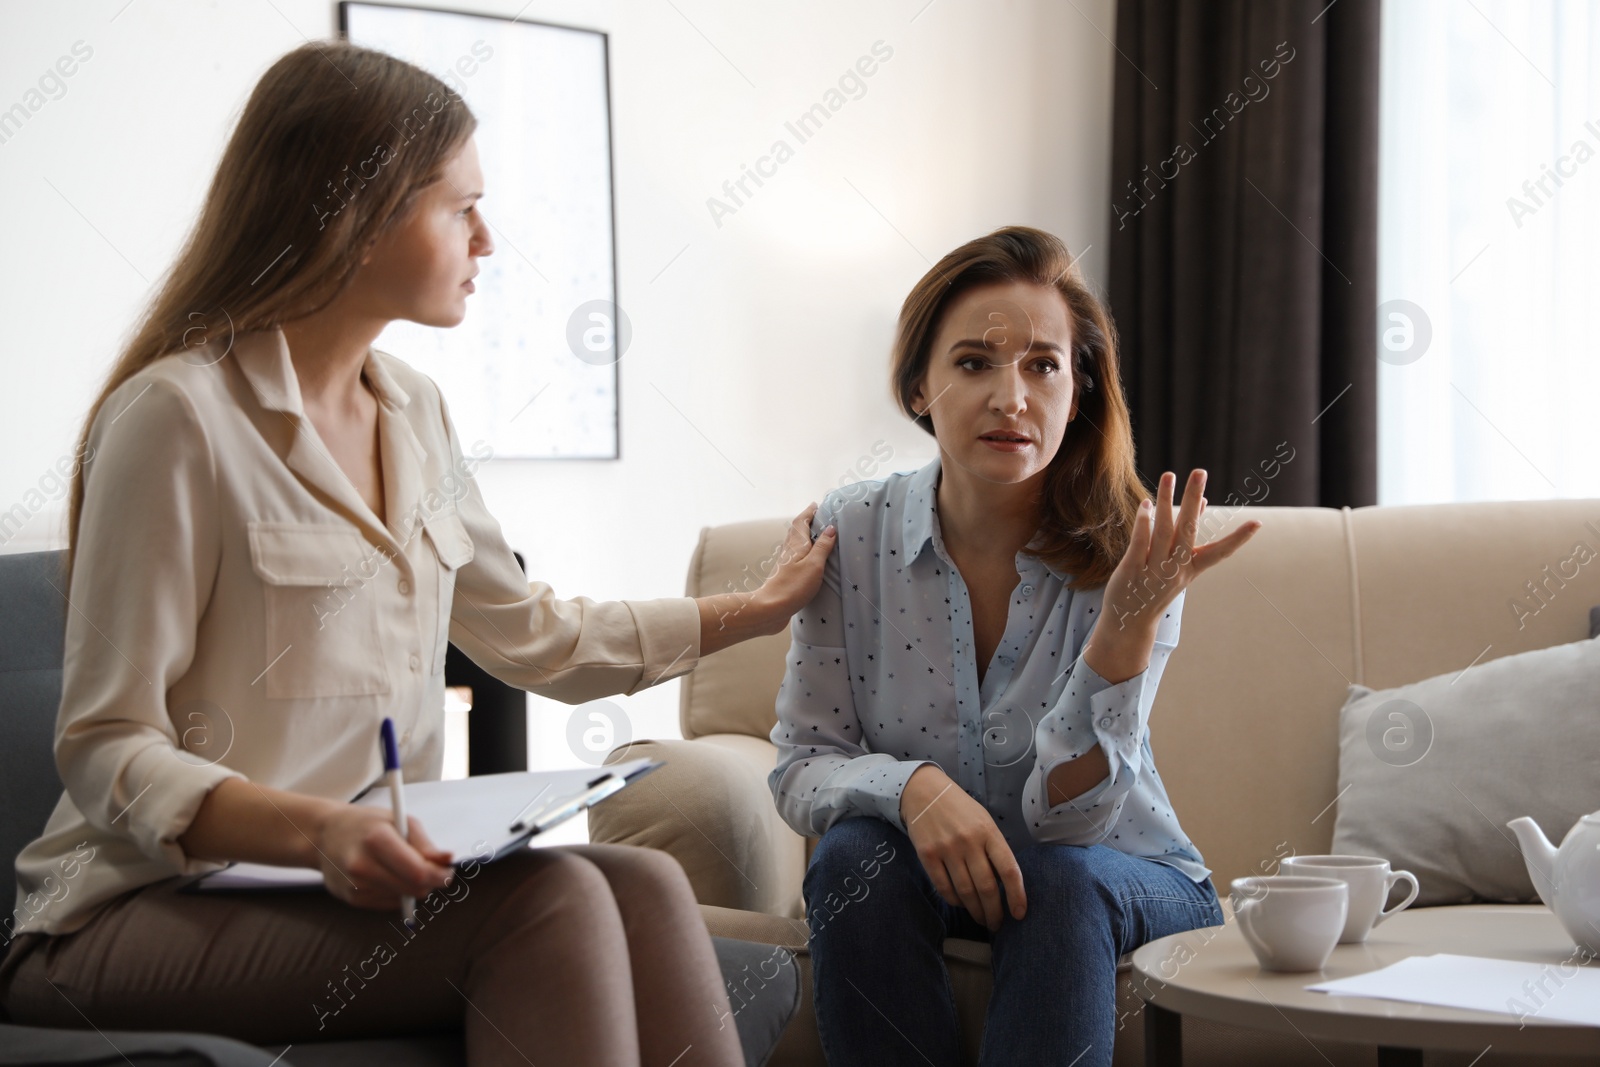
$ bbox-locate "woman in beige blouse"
[0,41,835,1067]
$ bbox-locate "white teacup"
[1229,876,1348,972]
[1279,854,1420,944]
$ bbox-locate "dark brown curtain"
[1108,0,1380,509]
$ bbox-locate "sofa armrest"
[594,734,807,919]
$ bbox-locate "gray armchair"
[0,549,798,1066]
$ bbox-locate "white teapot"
[1507,814,1600,956]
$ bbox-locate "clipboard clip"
[508,771,627,836]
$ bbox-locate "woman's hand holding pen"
[314,804,455,911]
[178,779,451,910]
[900,764,1027,932]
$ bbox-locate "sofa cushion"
[1330,634,1600,905]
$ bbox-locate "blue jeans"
[803,816,1224,1067]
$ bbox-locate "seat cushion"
[0,1022,280,1066]
[710,934,801,1067]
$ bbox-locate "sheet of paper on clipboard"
[188,757,662,892]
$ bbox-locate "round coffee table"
[1130,903,1600,1065]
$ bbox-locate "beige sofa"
[592,497,1600,1066]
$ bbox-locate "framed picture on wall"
[340,1,621,459]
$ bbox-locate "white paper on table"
[1306,953,1600,1027]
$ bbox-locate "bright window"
[1379,0,1600,503]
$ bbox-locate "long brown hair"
[63,40,476,577]
[891,225,1150,590]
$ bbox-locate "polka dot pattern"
[765,456,1211,884]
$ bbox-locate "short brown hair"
[890,225,1151,589]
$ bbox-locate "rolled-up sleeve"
[56,379,246,873]
[435,388,700,703]
[1023,590,1184,844]
[768,497,934,838]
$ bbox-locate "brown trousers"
[0,843,745,1067]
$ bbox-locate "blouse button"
[1020,583,1035,597]
[1098,715,1113,730]
[398,579,411,595]
[409,653,422,671]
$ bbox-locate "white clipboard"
[188,757,662,892]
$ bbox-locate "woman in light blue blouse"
[768,226,1262,1066]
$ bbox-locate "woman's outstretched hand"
[1055,471,1263,809]
[900,764,1027,931]
[697,502,838,656]
[758,502,838,625]
[1099,469,1262,639]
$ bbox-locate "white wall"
[0,0,1116,768]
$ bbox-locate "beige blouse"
[9,328,700,938]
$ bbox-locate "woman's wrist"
[753,587,799,635]
[300,794,343,867]
[695,589,789,657]
[1082,621,1158,685]
[178,778,342,869]
[898,762,949,823]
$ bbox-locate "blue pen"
[378,718,415,926]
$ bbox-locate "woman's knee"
[1011,843,1120,915]
[574,841,689,883]
[480,848,619,929]
[569,843,701,914]
[806,817,907,880]
[803,817,918,925]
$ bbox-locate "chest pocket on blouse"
[421,512,475,676]
[247,522,391,700]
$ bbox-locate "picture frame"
[340,1,622,459]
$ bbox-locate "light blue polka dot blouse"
[767,455,1210,883]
